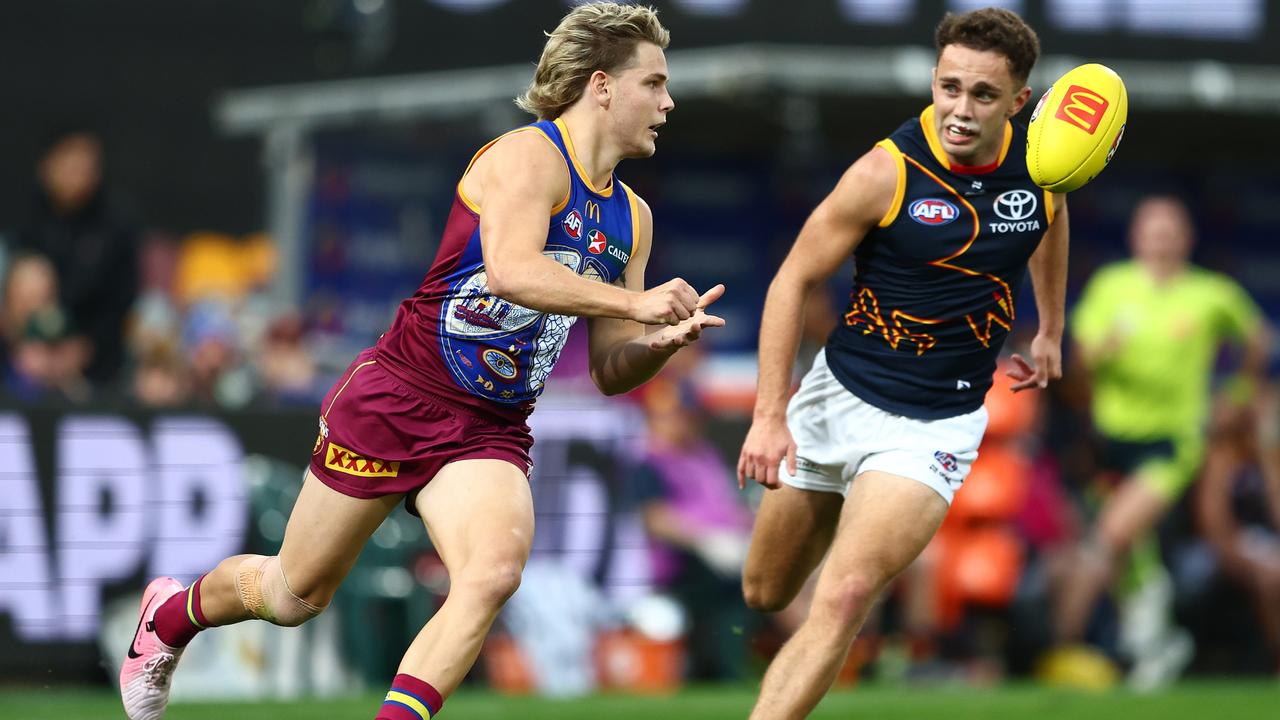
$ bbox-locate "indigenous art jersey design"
[825,106,1055,419]
[375,119,638,418]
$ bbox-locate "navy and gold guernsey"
[826,106,1055,419]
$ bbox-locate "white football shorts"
[780,349,988,505]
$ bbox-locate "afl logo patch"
[482,348,518,380]
[934,451,959,473]
[1105,123,1126,164]
[909,198,959,226]
[562,209,583,239]
[587,228,607,254]
[1029,86,1052,123]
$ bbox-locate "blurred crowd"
[0,128,324,409]
[606,194,1280,691]
[4,129,1278,693]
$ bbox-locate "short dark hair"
[935,8,1040,86]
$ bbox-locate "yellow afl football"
[1025,63,1127,193]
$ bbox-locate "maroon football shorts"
[308,349,533,513]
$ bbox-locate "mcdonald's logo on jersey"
[1054,85,1109,135]
[585,200,601,223]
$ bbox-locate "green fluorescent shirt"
[1071,261,1261,439]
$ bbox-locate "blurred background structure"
[2,0,1279,711]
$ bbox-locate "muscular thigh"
[278,469,403,601]
[745,484,843,599]
[414,458,535,571]
[820,470,949,588]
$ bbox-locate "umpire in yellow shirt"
[1051,194,1271,686]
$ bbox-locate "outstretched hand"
[648,284,726,351]
[1006,333,1062,392]
[632,277,701,325]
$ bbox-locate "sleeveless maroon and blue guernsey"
[825,106,1055,420]
[374,119,639,422]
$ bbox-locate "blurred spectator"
[14,128,139,391]
[116,229,314,409]
[257,311,320,405]
[1195,388,1280,674]
[131,341,191,407]
[174,231,275,307]
[183,300,253,407]
[1048,195,1272,688]
[1,253,90,401]
[127,238,192,407]
[628,354,756,681]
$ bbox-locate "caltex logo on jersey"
[562,209,583,239]
[587,229,607,254]
[909,198,959,226]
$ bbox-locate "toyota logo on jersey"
[909,198,959,226]
[587,229,607,254]
[562,209,583,239]
[993,190,1037,221]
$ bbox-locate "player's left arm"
[1234,320,1272,400]
[1251,385,1280,533]
[586,195,725,396]
[1218,284,1278,527]
[1217,276,1273,421]
[1223,281,1272,386]
[1009,193,1068,392]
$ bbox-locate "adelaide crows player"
[736,8,1067,717]
[120,5,723,719]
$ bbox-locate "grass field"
[6,681,1279,720]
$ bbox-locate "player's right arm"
[471,131,698,325]
[737,146,898,489]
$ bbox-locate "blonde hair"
[516,3,670,121]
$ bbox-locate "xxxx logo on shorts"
[325,442,401,477]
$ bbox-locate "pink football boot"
[119,577,186,720]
